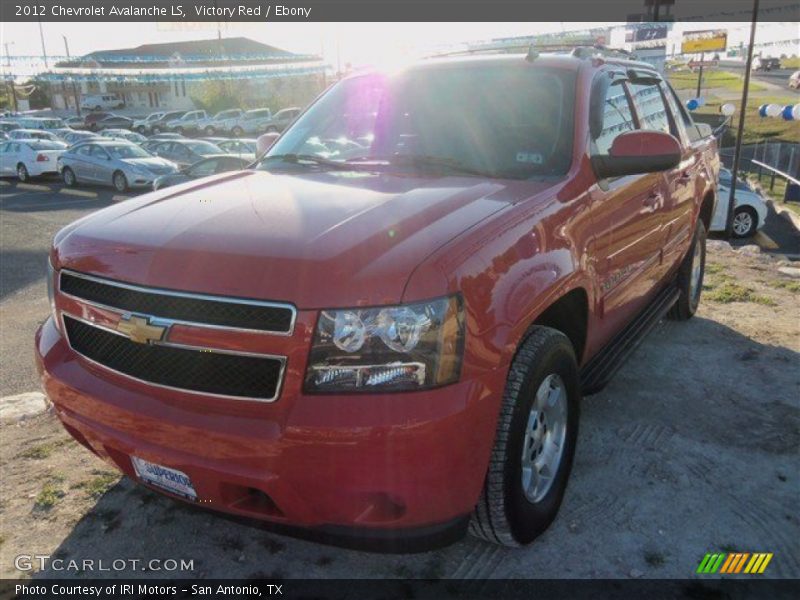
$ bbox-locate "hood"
[54,170,558,308]
[123,157,176,174]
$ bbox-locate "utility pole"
[3,42,18,112]
[62,35,81,116]
[38,17,48,68]
[725,0,760,238]
[696,51,704,98]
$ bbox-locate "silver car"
[58,139,178,192]
[230,108,272,136]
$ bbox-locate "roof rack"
[429,42,636,62]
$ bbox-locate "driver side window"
[595,81,637,155]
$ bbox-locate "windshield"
[107,144,150,159]
[186,141,221,156]
[264,65,575,179]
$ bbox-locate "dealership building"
[44,37,326,111]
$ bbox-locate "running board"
[580,285,680,395]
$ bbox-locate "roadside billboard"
[682,29,728,54]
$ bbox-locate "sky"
[1,21,798,74]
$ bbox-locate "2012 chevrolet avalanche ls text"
[36,48,720,550]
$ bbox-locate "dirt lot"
[1,241,798,580]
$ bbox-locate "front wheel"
[669,219,706,321]
[175,127,184,135]
[112,171,128,192]
[732,206,758,238]
[136,126,146,134]
[151,126,162,134]
[232,126,244,137]
[17,163,29,182]
[204,126,216,135]
[470,327,580,546]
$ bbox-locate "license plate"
[131,456,197,501]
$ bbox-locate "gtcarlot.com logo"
[697,552,773,574]
[15,554,194,572]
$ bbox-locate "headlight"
[305,295,464,393]
[46,257,58,327]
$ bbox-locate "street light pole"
[3,41,18,112]
[62,35,81,117]
[38,17,48,69]
[725,0,760,239]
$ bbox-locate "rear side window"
[629,82,671,135]
[594,81,637,155]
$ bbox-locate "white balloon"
[720,103,736,116]
[793,104,800,121]
[765,103,782,118]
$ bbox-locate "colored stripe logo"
[697,552,773,574]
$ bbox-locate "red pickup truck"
[36,49,719,550]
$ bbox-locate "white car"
[8,129,61,142]
[80,94,125,111]
[711,169,769,238]
[198,109,244,135]
[132,112,165,134]
[0,139,67,181]
[790,71,800,90]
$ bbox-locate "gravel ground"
[1,239,798,580]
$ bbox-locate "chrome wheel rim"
[689,239,703,303]
[114,173,125,191]
[17,165,27,180]
[521,373,568,503]
[733,212,753,236]
[64,170,74,185]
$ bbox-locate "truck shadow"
[31,316,800,579]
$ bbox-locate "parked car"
[264,107,301,132]
[58,139,178,192]
[0,120,21,133]
[37,52,720,550]
[64,116,86,129]
[101,129,147,144]
[199,109,245,135]
[710,168,768,238]
[62,131,100,146]
[166,110,208,135]
[149,139,222,168]
[12,116,65,130]
[147,111,187,135]
[80,93,125,111]
[751,57,781,72]
[51,128,77,142]
[230,108,272,137]
[8,129,61,142]
[153,155,251,190]
[0,139,66,181]
[790,71,800,90]
[93,115,134,132]
[83,112,112,131]
[133,112,165,134]
[217,138,257,162]
[148,132,184,140]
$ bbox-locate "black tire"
[175,126,184,135]
[204,126,216,135]
[62,167,76,187]
[232,126,244,137]
[732,206,758,238]
[152,126,162,134]
[16,163,29,182]
[470,326,580,546]
[112,171,128,193]
[266,125,278,133]
[94,105,102,111]
[136,126,146,134]
[668,219,706,321]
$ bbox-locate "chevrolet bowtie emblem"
[116,314,168,344]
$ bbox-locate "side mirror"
[591,130,681,180]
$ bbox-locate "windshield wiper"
[348,154,496,178]
[258,153,354,170]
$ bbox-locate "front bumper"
[35,316,502,549]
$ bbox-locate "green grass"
[705,262,725,275]
[34,475,67,511]
[71,471,119,499]
[705,281,776,306]
[766,279,800,293]
[782,57,800,69]
[18,438,72,460]
[692,94,800,145]
[668,70,766,92]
